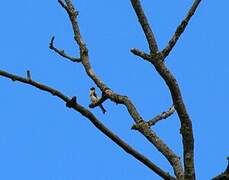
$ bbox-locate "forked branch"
[130,0,202,179]
[130,0,158,55]
[0,0,203,179]
[131,105,175,130]
[147,105,175,127]
[57,1,184,178]
[0,69,175,180]
[49,36,81,62]
[161,0,202,58]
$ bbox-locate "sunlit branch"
[130,48,151,61]
[57,1,184,178]
[130,0,158,55]
[0,69,175,180]
[161,0,202,58]
[147,105,175,127]
[49,36,81,62]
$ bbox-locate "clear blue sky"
[0,0,228,179]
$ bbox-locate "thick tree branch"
[0,69,175,180]
[161,0,202,59]
[60,0,85,49]
[137,122,184,179]
[57,0,69,12]
[72,103,176,180]
[129,0,199,178]
[131,46,195,180]
[57,1,184,178]
[49,36,81,62]
[130,0,158,55]
[58,0,145,124]
[58,0,147,127]
[151,60,195,180]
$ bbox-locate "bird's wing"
[93,92,98,98]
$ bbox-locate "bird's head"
[90,87,95,90]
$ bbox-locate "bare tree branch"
[161,0,202,59]
[130,48,151,61]
[132,105,175,130]
[56,1,184,178]
[130,0,158,55]
[57,0,68,12]
[60,0,84,49]
[0,70,69,101]
[129,0,201,179]
[49,36,81,62]
[136,122,184,178]
[0,0,207,179]
[151,56,195,180]
[72,104,177,180]
[147,105,175,127]
[26,70,32,81]
[0,69,176,180]
[57,2,186,178]
[58,0,146,125]
[56,1,142,123]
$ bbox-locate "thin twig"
[131,105,175,130]
[49,36,81,62]
[161,0,202,58]
[0,70,69,101]
[130,48,151,61]
[26,70,31,81]
[0,69,175,180]
[147,105,175,127]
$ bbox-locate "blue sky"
[0,0,228,179]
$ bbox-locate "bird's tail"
[99,104,106,114]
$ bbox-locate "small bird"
[89,87,106,114]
